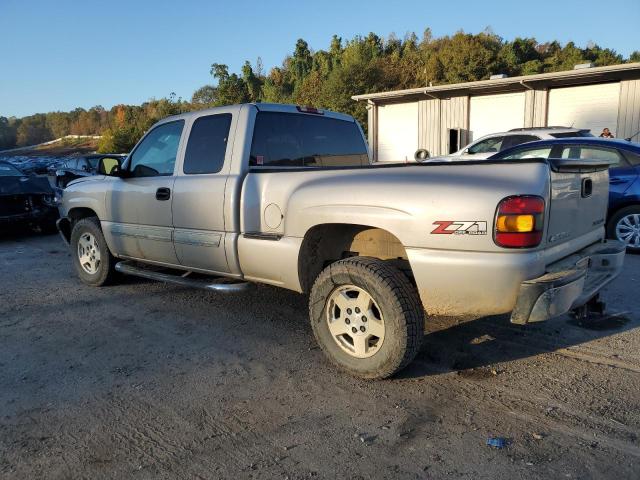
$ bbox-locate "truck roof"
[159,103,356,124]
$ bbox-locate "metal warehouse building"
[352,62,640,162]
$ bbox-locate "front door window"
[128,121,184,177]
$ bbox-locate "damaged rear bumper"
[511,240,626,325]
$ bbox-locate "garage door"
[469,92,526,141]
[376,102,419,162]
[547,83,620,136]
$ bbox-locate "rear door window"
[183,114,232,174]
[500,135,540,150]
[250,112,368,167]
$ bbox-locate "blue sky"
[1,0,638,117]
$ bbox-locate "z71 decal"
[431,221,487,236]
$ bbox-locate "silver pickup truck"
[57,103,625,379]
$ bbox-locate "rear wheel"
[70,217,117,286]
[309,257,423,379]
[607,206,640,253]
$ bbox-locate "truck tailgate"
[546,159,611,248]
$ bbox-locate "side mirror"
[414,149,430,163]
[98,157,124,176]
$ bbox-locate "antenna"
[625,130,640,142]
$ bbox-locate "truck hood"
[67,175,106,188]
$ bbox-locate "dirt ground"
[1,231,639,479]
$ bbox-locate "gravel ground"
[1,231,639,479]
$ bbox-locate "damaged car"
[0,161,59,233]
[49,154,127,189]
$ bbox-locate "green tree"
[16,114,51,146]
[0,116,18,149]
[191,85,217,106]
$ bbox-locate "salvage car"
[56,104,625,379]
[490,138,640,252]
[0,161,58,232]
[49,154,127,189]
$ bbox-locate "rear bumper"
[510,240,626,324]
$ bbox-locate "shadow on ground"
[400,309,636,379]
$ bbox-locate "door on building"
[547,83,620,137]
[469,92,526,141]
[376,102,419,162]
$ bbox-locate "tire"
[309,256,424,379]
[607,205,640,253]
[70,217,117,286]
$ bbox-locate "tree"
[291,39,313,84]
[16,114,51,146]
[210,63,250,105]
[191,85,217,106]
[242,61,263,102]
[0,116,17,149]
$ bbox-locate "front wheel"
[309,257,424,379]
[70,217,117,286]
[607,206,640,253]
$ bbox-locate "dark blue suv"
[491,138,640,252]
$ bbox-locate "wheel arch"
[297,223,412,293]
[607,201,640,221]
[58,207,100,243]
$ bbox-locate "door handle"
[156,187,171,201]
[609,177,626,185]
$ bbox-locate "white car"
[451,127,593,159]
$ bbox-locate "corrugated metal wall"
[524,90,548,127]
[418,97,469,156]
[617,80,640,140]
[374,79,640,159]
[440,96,468,154]
[418,99,440,155]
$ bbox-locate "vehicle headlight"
[42,194,59,206]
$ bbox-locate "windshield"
[499,147,553,160]
[0,163,23,176]
[86,157,101,169]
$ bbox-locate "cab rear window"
[249,112,368,168]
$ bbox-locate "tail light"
[494,195,545,248]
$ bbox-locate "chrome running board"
[115,261,251,293]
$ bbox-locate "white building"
[352,63,640,162]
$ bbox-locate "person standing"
[599,128,615,138]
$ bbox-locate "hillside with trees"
[1,29,638,153]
